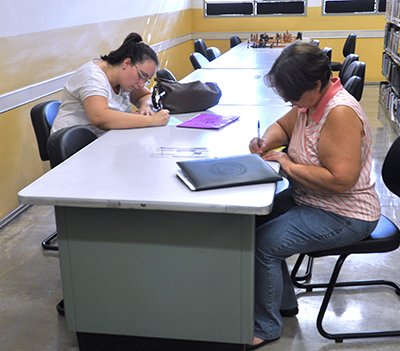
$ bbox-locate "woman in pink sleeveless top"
[247,42,380,350]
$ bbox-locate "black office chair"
[338,54,359,81]
[30,100,61,250]
[230,35,242,48]
[156,68,177,81]
[194,39,208,57]
[343,75,364,101]
[47,125,98,316]
[291,136,400,343]
[47,125,98,168]
[206,47,221,61]
[189,52,209,70]
[340,60,365,86]
[322,47,332,64]
[331,33,357,72]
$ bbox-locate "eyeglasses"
[134,65,151,86]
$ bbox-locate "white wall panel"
[0,0,192,37]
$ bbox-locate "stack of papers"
[154,146,209,158]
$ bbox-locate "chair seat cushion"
[309,215,400,257]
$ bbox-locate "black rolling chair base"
[41,230,58,251]
[292,253,400,342]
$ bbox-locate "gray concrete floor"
[1,85,400,350]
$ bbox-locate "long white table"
[20,105,289,213]
[19,47,290,350]
[181,68,288,106]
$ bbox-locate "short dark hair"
[101,32,159,66]
[265,42,331,102]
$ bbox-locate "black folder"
[176,154,282,191]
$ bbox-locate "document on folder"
[177,113,239,129]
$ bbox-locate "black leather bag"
[151,78,222,113]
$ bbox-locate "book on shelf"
[176,154,282,191]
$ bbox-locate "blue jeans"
[254,189,378,341]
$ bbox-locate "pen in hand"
[257,120,261,149]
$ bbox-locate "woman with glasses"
[51,32,169,136]
[247,42,379,350]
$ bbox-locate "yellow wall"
[0,10,194,220]
[0,11,193,94]
[192,7,384,32]
[191,7,386,82]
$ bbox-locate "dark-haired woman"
[247,42,380,349]
[52,32,169,136]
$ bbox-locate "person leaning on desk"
[51,32,170,136]
[247,42,380,350]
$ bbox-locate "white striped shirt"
[288,78,380,221]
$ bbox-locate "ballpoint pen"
[257,120,261,148]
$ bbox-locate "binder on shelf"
[176,154,282,191]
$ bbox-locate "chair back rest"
[47,125,98,168]
[194,39,208,57]
[338,53,359,80]
[189,52,209,70]
[30,100,61,161]
[156,68,177,81]
[343,75,364,101]
[382,135,400,198]
[230,35,241,48]
[322,47,332,63]
[340,60,365,86]
[206,47,221,61]
[342,33,356,57]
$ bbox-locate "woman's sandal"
[246,337,280,350]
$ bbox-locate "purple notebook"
[177,113,239,129]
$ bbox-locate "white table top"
[19,104,290,215]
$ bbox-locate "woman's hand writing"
[249,137,264,155]
[249,137,273,156]
[151,109,170,126]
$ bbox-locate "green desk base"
[56,206,255,346]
